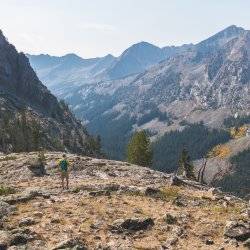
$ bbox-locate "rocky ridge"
[0,30,95,155]
[0,152,249,249]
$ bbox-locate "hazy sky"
[0,0,250,58]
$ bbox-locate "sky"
[0,0,250,58]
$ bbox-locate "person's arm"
[57,160,61,172]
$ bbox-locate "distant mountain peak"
[63,53,83,59]
[0,30,8,45]
[125,41,160,53]
[224,24,244,31]
[133,41,157,47]
[104,53,115,59]
[218,25,245,36]
[199,25,245,47]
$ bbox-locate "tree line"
[0,110,44,153]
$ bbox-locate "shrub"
[230,126,247,139]
[0,186,16,196]
[208,144,231,158]
[0,155,17,162]
[177,148,195,179]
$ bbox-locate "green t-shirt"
[59,159,69,172]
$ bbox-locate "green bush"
[0,186,16,196]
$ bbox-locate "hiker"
[58,154,69,189]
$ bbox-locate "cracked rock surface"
[0,152,249,249]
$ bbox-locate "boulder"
[0,230,10,250]
[27,162,46,177]
[10,234,29,246]
[162,236,178,248]
[243,238,250,248]
[144,187,162,197]
[224,221,250,241]
[2,189,51,205]
[19,217,36,227]
[172,197,187,207]
[205,239,214,245]
[51,238,87,250]
[164,214,177,224]
[170,175,183,186]
[110,217,154,233]
[0,201,15,218]
[89,190,110,197]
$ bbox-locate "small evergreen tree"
[127,130,152,167]
[31,119,43,150]
[177,148,195,179]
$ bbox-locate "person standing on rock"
[58,154,69,189]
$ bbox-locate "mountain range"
[27,41,194,93]
[27,25,250,155]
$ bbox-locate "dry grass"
[1,152,248,250]
[159,186,181,200]
[0,155,17,162]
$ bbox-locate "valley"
[27,25,250,198]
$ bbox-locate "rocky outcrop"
[0,152,248,249]
[110,217,154,233]
[224,221,250,241]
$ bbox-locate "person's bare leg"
[61,174,65,189]
[66,173,69,189]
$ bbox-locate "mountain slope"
[27,26,250,174]
[0,152,249,249]
[27,53,116,93]
[55,25,249,160]
[0,30,96,155]
[194,136,250,197]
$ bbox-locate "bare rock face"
[0,201,15,219]
[0,30,95,155]
[51,238,87,250]
[224,221,250,241]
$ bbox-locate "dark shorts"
[61,171,69,179]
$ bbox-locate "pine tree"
[127,130,152,167]
[31,119,43,150]
[177,148,195,179]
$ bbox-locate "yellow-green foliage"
[0,186,16,196]
[37,151,46,165]
[230,126,247,139]
[208,144,231,158]
[0,155,17,162]
[206,203,245,216]
[160,186,180,200]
